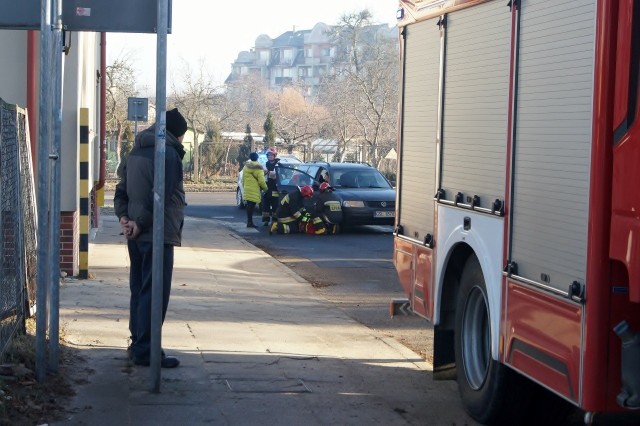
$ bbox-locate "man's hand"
[119,216,130,236]
[124,220,141,240]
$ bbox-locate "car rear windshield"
[330,168,391,189]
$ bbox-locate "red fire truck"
[393,0,640,423]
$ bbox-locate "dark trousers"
[262,190,278,223]
[246,200,257,225]
[127,240,174,361]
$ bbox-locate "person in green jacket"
[242,152,268,227]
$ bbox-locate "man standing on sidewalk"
[114,108,187,368]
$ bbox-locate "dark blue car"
[276,162,396,227]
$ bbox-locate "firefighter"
[317,181,342,235]
[270,185,314,234]
[300,182,337,235]
[262,147,280,226]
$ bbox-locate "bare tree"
[350,29,399,166]
[327,12,399,166]
[318,75,360,161]
[170,59,221,182]
[330,10,373,74]
[271,85,325,155]
[105,56,138,170]
[223,73,272,133]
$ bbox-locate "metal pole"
[151,0,169,392]
[134,101,138,138]
[48,0,63,372]
[35,0,52,384]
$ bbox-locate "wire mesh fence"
[0,98,37,357]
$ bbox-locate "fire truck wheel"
[454,255,521,424]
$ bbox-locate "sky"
[106,0,400,94]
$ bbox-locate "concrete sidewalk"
[54,214,473,425]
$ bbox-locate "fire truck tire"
[454,255,524,425]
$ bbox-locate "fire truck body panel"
[508,0,595,298]
[504,280,583,403]
[395,0,640,421]
[440,0,510,212]
[396,16,439,246]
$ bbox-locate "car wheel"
[236,187,245,209]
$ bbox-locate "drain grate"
[224,378,311,393]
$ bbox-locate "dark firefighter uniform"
[262,157,280,225]
[300,191,329,235]
[316,183,342,234]
[270,185,314,234]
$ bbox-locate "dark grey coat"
[114,125,186,246]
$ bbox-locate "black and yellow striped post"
[79,108,90,279]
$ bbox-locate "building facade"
[0,29,101,276]
[226,22,396,96]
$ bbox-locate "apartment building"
[226,22,395,95]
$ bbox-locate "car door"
[275,166,317,197]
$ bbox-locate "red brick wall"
[59,211,78,277]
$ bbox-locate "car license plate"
[374,211,395,218]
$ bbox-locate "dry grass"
[0,318,85,425]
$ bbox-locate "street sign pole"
[47,0,63,373]
[35,0,52,384]
[150,0,169,392]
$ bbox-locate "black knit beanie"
[166,108,188,138]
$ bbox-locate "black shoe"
[133,355,180,368]
[247,223,257,228]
